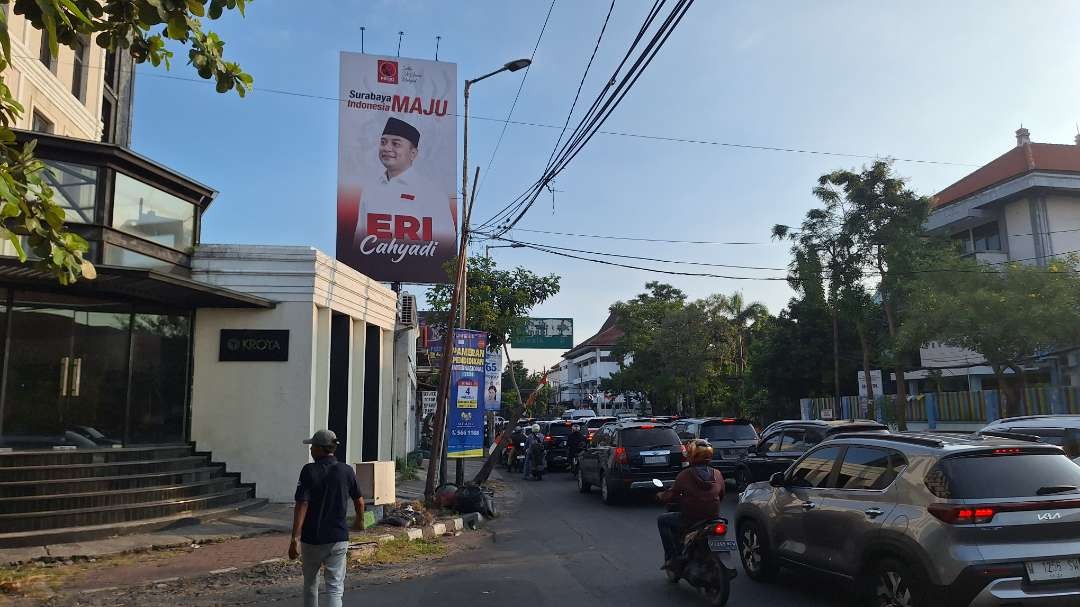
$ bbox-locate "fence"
[801,386,1080,428]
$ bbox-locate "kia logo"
[1038,512,1062,521]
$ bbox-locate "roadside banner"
[421,391,437,418]
[335,52,458,283]
[485,349,502,412]
[448,329,487,458]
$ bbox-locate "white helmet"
[531,424,541,433]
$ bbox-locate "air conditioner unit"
[399,292,418,328]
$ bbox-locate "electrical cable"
[474,0,557,196]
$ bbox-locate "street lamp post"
[485,243,525,259]
[426,58,531,499]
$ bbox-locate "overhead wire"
[474,0,557,197]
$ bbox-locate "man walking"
[289,429,365,607]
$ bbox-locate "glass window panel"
[42,161,97,223]
[112,173,195,251]
[103,245,176,271]
[836,447,905,490]
[128,313,191,444]
[972,222,1001,252]
[789,446,842,488]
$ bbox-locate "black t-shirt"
[294,455,362,545]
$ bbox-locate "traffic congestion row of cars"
[528,412,1080,606]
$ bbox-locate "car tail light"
[712,522,728,536]
[721,418,736,423]
[614,447,628,465]
[928,504,996,524]
[993,448,1022,455]
[640,424,655,430]
[544,435,553,444]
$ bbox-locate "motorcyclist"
[507,425,527,470]
[567,423,587,472]
[656,439,725,566]
[525,423,546,480]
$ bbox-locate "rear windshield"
[700,423,758,442]
[620,427,681,448]
[545,424,572,437]
[587,418,615,429]
[926,452,1080,499]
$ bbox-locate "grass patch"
[0,548,189,598]
[395,458,420,481]
[357,538,445,565]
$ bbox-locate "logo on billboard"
[377,60,398,84]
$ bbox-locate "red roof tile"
[564,312,623,358]
[933,143,1080,209]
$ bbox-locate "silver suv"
[735,432,1080,606]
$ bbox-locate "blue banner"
[447,329,487,458]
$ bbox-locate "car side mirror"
[769,472,786,488]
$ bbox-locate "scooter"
[654,479,737,606]
[509,442,526,473]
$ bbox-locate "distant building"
[552,313,635,415]
[916,127,1080,391]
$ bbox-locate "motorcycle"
[654,479,736,606]
[508,442,526,473]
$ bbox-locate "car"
[583,416,617,442]
[673,418,760,486]
[562,408,598,420]
[760,418,881,437]
[733,420,889,491]
[979,415,1080,463]
[576,420,687,505]
[539,420,576,469]
[736,431,1080,607]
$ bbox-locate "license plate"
[1026,559,1080,582]
[708,537,737,552]
[643,455,667,465]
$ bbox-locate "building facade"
[553,313,634,415]
[918,127,1080,389]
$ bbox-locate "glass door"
[0,293,130,448]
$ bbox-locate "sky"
[131,0,1080,373]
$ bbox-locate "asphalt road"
[337,469,862,607]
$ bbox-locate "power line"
[491,226,772,245]
[475,0,557,197]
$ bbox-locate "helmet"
[688,439,713,465]
[531,424,541,434]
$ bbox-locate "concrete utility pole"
[424,58,533,501]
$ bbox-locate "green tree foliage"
[900,255,1080,417]
[0,0,252,283]
[426,255,560,350]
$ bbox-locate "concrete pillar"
[379,327,395,461]
[985,391,1000,422]
[346,319,367,466]
[1050,362,1066,414]
[925,393,938,430]
[312,306,331,432]
[800,399,812,421]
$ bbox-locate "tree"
[709,291,767,378]
[426,255,560,350]
[818,161,936,430]
[900,255,1080,418]
[0,0,252,283]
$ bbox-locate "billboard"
[510,318,574,349]
[485,349,502,412]
[336,52,458,283]
[447,329,487,458]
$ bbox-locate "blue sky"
[132,0,1080,372]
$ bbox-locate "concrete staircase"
[0,445,264,547]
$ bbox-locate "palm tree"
[714,292,768,377]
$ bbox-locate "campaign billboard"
[447,329,487,458]
[336,52,458,283]
[485,349,502,412]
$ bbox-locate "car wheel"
[737,520,777,582]
[600,474,619,505]
[734,467,754,493]
[577,468,591,493]
[865,558,926,607]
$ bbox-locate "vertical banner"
[336,52,458,283]
[448,329,487,458]
[485,349,502,412]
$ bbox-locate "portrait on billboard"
[336,53,458,283]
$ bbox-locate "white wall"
[1005,197,1037,262]
[1045,194,1080,257]
[190,245,399,502]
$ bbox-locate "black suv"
[540,420,575,469]
[576,421,686,505]
[673,418,759,483]
[734,420,888,490]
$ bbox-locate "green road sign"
[510,318,574,349]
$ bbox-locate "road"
[339,469,860,607]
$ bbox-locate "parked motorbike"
[655,479,736,606]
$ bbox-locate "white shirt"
[354,167,456,246]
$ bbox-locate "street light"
[485,242,525,259]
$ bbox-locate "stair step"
[0,456,210,482]
[0,477,241,514]
[0,445,194,468]
[0,498,269,548]
[0,487,255,533]
[0,466,228,498]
